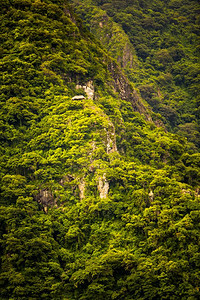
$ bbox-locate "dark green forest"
[0,0,199,299]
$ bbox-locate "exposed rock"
[89,9,137,70]
[149,190,154,201]
[76,81,95,100]
[122,42,134,69]
[181,189,192,195]
[61,174,74,184]
[72,95,85,100]
[78,179,86,200]
[71,4,153,121]
[35,189,54,212]
[60,175,86,200]
[106,126,117,154]
[108,61,151,121]
[98,173,109,199]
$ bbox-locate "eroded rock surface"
[76,81,95,100]
[98,173,109,199]
[78,179,86,200]
[105,126,118,154]
[35,189,54,212]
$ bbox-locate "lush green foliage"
[0,0,200,299]
[71,0,200,146]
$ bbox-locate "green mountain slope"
[70,0,200,147]
[0,0,200,299]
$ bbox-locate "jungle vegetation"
[71,0,200,146]
[0,0,199,299]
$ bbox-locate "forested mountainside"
[71,0,200,147]
[0,0,200,299]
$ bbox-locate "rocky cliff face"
[32,95,120,210]
[76,81,95,100]
[107,60,150,119]
[98,173,109,199]
[90,10,138,70]
[71,1,138,70]
[70,1,152,120]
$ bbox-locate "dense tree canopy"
[0,0,199,299]
[71,0,200,145]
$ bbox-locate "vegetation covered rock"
[0,0,199,299]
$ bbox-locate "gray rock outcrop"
[98,173,109,199]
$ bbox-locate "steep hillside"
[0,1,200,299]
[70,0,200,147]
